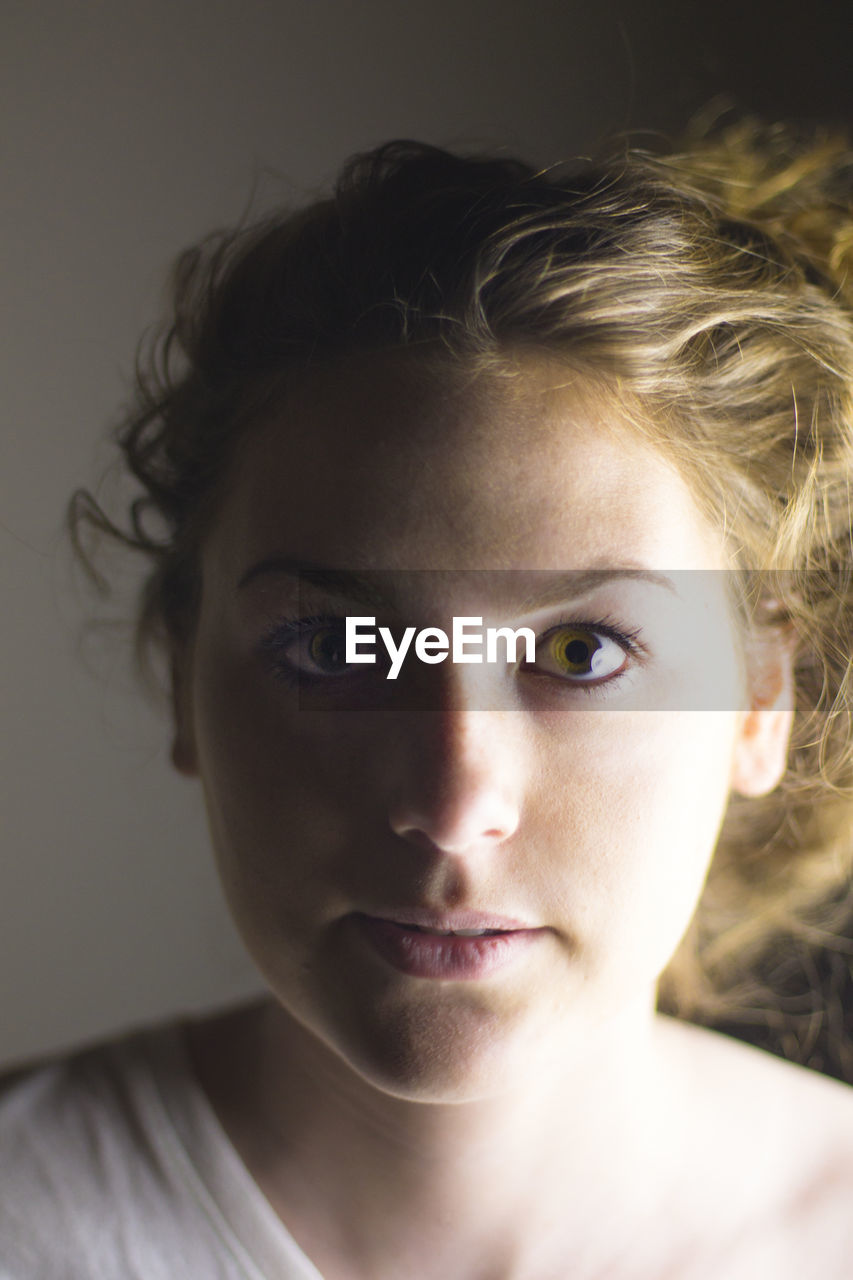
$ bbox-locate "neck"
[188,996,687,1279]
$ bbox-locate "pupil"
[564,637,592,668]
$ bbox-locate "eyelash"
[259,613,645,695]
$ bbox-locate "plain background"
[3,0,852,1067]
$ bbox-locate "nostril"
[388,804,519,855]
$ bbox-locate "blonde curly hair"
[70,119,853,1060]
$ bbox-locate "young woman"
[2,120,853,1278]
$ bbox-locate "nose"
[387,707,523,856]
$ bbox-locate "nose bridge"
[387,696,524,855]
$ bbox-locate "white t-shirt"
[0,1019,324,1279]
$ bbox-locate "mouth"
[351,910,545,980]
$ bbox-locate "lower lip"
[354,915,543,980]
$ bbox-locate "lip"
[352,910,546,980]
[369,907,537,932]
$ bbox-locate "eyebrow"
[237,558,677,608]
[238,558,390,605]
[515,568,677,612]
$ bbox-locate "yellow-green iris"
[549,628,601,675]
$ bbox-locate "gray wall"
[2,0,850,1066]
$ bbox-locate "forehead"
[205,352,726,577]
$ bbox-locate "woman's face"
[176,352,786,1101]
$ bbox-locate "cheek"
[189,639,394,926]
[534,711,737,975]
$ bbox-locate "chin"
[317,983,545,1104]
[339,1030,523,1105]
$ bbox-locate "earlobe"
[730,626,796,798]
[730,706,794,797]
[170,647,199,778]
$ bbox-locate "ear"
[169,643,199,777]
[730,626,796,798]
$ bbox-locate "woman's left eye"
[528,624,631,684]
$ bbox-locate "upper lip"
[357,907,538,932]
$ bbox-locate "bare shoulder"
[677,1016,850,1117]
[656,1016,853,1277]
[661,1014,853,1164]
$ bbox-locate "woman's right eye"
[294,622,351,676]
[262,617,358,682]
